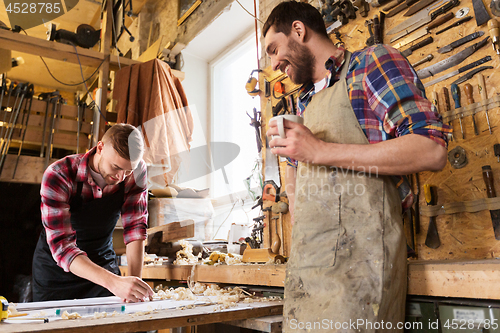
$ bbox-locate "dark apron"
[32,181,124,301]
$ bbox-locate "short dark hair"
[101,123,144,163]
[263,1,328,39]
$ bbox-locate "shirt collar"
[76,147,97,184]
[298,46,347,103]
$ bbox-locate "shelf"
[122,259,500,300]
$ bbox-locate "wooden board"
[0,301,283,333]
[147,220,195,243]
[121,264,286,287]
[407,259,500,299]
[224,315,282,332]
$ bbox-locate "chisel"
[436,16,473,34]
[482,165,500,240]
[450,65,493,86]
[477,73,492,134]
[423,184,440,249]
[442,87,455,141]
[386,0,419,17]
[463,83,479,136]
[438,31,485,54]
[401,37,434,57]
[451,84,464,139]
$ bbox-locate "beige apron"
[284,51,407,332]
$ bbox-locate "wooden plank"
[147,220,195,243]
[407,259,500,299]
[0,112,92,134]
[121,264,286,287]
[7,130,90,151]
[224,315,283,332]
[0,301,283,333]
[0,155,57,184]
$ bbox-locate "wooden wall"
[260,0,500,261]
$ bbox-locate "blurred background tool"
[482,166,500,240]
[424,184,440,249]
[451,84,465,139]
[477,73,492,134]
[464,83,479,136]
[489,19,500,57]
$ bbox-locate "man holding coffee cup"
[264,2,450,332]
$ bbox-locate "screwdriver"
[495,144,500,162]
[477,73,492,134]
[489,19,500,58]
[451,84,464,140]
[442,87,455,141]
[464,83,479,136]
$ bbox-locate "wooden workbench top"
[0,301,283,333]
[122,259,500,300]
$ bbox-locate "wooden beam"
[121,264,286,287]
[147,220,195,243]
[407,259,500,299]
[224,315,283,333]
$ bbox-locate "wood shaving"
[61,311,82,320]
[173,240,202,265]
[154,287,195,301]
[7,304,18,316]
[93,312,108,319]
[204,251,242,265]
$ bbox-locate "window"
[210,35,261,199]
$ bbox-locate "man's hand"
[266,118,323,163]
[108,275,154,303]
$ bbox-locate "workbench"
[0,300,282,333]
[121,259,500,300]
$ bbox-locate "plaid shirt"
[292,44,450,209]
[40,147,148,272]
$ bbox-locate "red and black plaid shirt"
[40,147,148,272]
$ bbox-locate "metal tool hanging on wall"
[0,83,28,175]
[482,165,500,240]
[423,55,492,87]
[423,184,440,249]
[448,146,468,168]
[417,37,490,79]
[471,0,490,26]
[12,84,34,179]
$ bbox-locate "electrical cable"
[19,28,107,87]
[235,0,264,24]
[72,44,108,124]
[212,199,240,240]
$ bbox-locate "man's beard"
[98,158,120,185]
[286,38,315,85]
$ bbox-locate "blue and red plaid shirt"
[291,44,451,209]
[40,147,148,272]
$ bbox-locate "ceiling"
[183,0,259,63]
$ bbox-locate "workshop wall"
[259,0,500,261]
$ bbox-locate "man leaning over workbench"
[32,124,154,303]
[264,2,450,332]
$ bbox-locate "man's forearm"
[126,240,145,278]
[313,134,447,175]
[69,255,118,291]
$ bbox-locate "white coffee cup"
[269,114,304,138]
